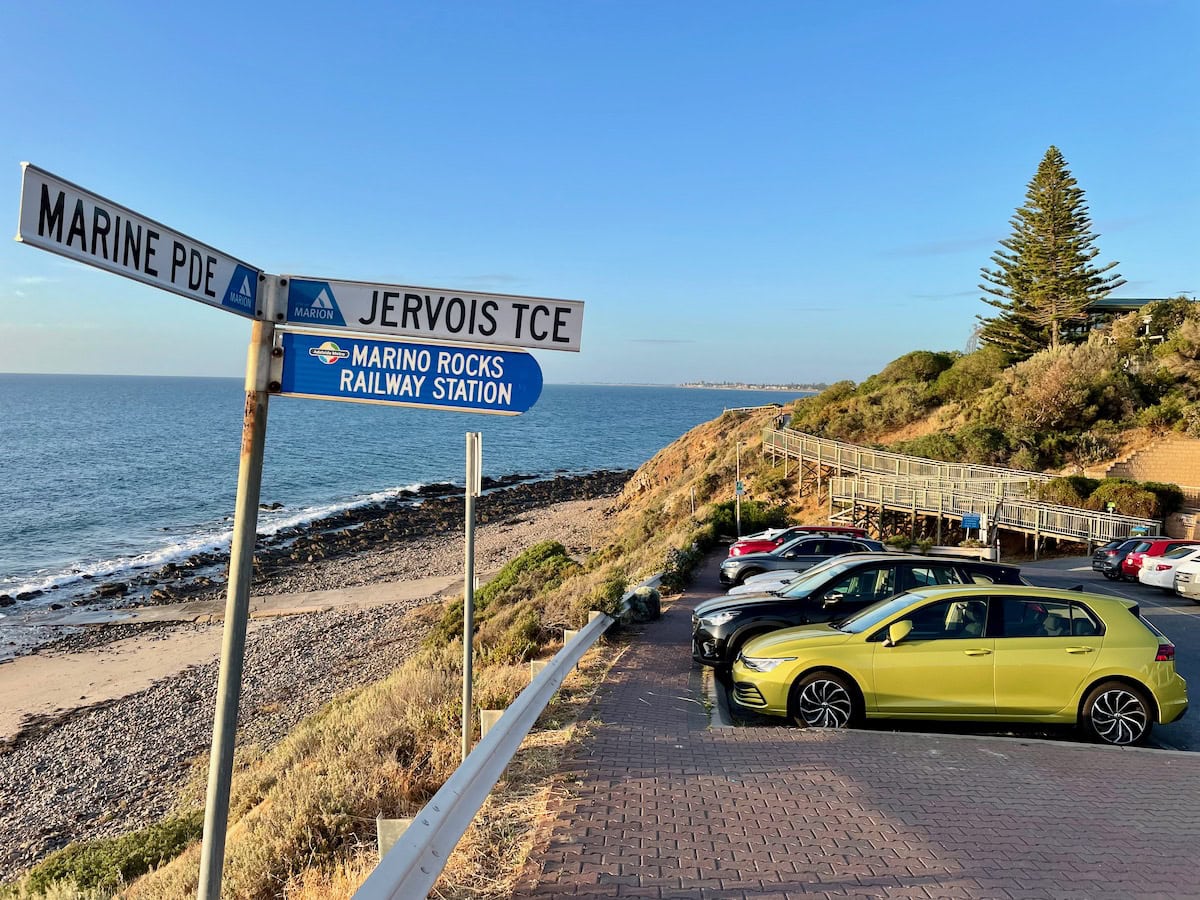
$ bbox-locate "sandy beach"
[0,479,623,882]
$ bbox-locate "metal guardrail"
[354,609,614,899]
[831,476,1160,544]
[762,428,1050,489]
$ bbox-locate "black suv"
[692,554,1024,668]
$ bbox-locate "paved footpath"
[514,554,1200,899]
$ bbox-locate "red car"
[728,524,869,557]
[1121,538,1200,581]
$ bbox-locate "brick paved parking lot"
[514,554,1200,899]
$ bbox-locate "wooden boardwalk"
[762,428,1160,548]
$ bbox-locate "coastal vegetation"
[788,297,1200,473]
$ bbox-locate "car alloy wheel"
[792,672,858,729]
[1083,682,1151,746]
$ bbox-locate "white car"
[726,569,804,595]
[726,552,896,596]
[1175,557,1200,601]
[1139,546,1200,590]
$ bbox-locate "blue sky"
[3,1,1197,385]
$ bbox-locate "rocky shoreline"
[1,470,631,658]
[0,471,628,882]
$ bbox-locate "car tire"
[736,568,763,585]
[789,670,862,730]
[1080,680,1153,746]
[1102,571,1118,581]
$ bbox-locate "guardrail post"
[479,709,504,739]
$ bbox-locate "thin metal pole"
[462,432,481,762]
[735,442,742,537]
[197,316,275,900]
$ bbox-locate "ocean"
[0,375,807,609]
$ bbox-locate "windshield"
[779,558,863,598]
[834,591,921,634]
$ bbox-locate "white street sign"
[15,163,262,319]
[284,275,584,352]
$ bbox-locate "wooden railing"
[831,476,1160,544]
[762,427,1160,544]
[762,428,1048,493]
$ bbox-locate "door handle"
[963,648,992,656]
[1066,646,1095,654]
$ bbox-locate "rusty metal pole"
[197,309,276,900]
[462,432,482,762]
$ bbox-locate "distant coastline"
[678,381,826,392]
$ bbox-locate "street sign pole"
[196,290,276,900]
[461,432,482,761]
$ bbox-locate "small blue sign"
[276,331,542,416]
[962,514,981,529]
[221,265,259,316]
[287,279,347,327]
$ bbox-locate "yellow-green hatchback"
[730,585,1188,745]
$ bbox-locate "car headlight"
[700,610,738,627]
[721,560,737,569]
[739,656,797,672]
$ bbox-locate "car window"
[1168,542,1200,554]
[998,597,1102,638]
[1165,545,1200,559]
[780,558,862,597]
[908,565,965,587]
[826,566,897,604]
[904,598,988,640]
[838,592,922,634]
[824,539,857,554]
[1132,541,1152,553]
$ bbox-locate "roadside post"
[735,442,744,537]
[462,432,482,761]
[195,308,276,899]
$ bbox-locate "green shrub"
[931,346,1011,403]
[1034,478,1091,508]
[892,433,961,462]
[590,570,629,617]
[21,809,204,896]
[707,499,788,538]
[425,541,580,649]
[957,424,1010,465]
[877,350,957,385]
[1084,480,1160,519]
[1142,482,1185,517]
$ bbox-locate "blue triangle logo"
[288,279,347,327]
[221,265,258,315]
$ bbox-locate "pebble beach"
[0,472,627,883]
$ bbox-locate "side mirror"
[884,620,913,647]
[823,591,845,607]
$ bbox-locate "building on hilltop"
[1068,296,1198,343]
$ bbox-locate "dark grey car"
[718,535,885,585]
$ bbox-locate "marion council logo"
[308,341,350,365]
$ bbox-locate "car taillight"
[1158,564,1173,571]
[1156,644,1176,662]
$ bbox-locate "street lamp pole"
[735,441,743,537]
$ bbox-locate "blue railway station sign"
[272,329,543,416]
